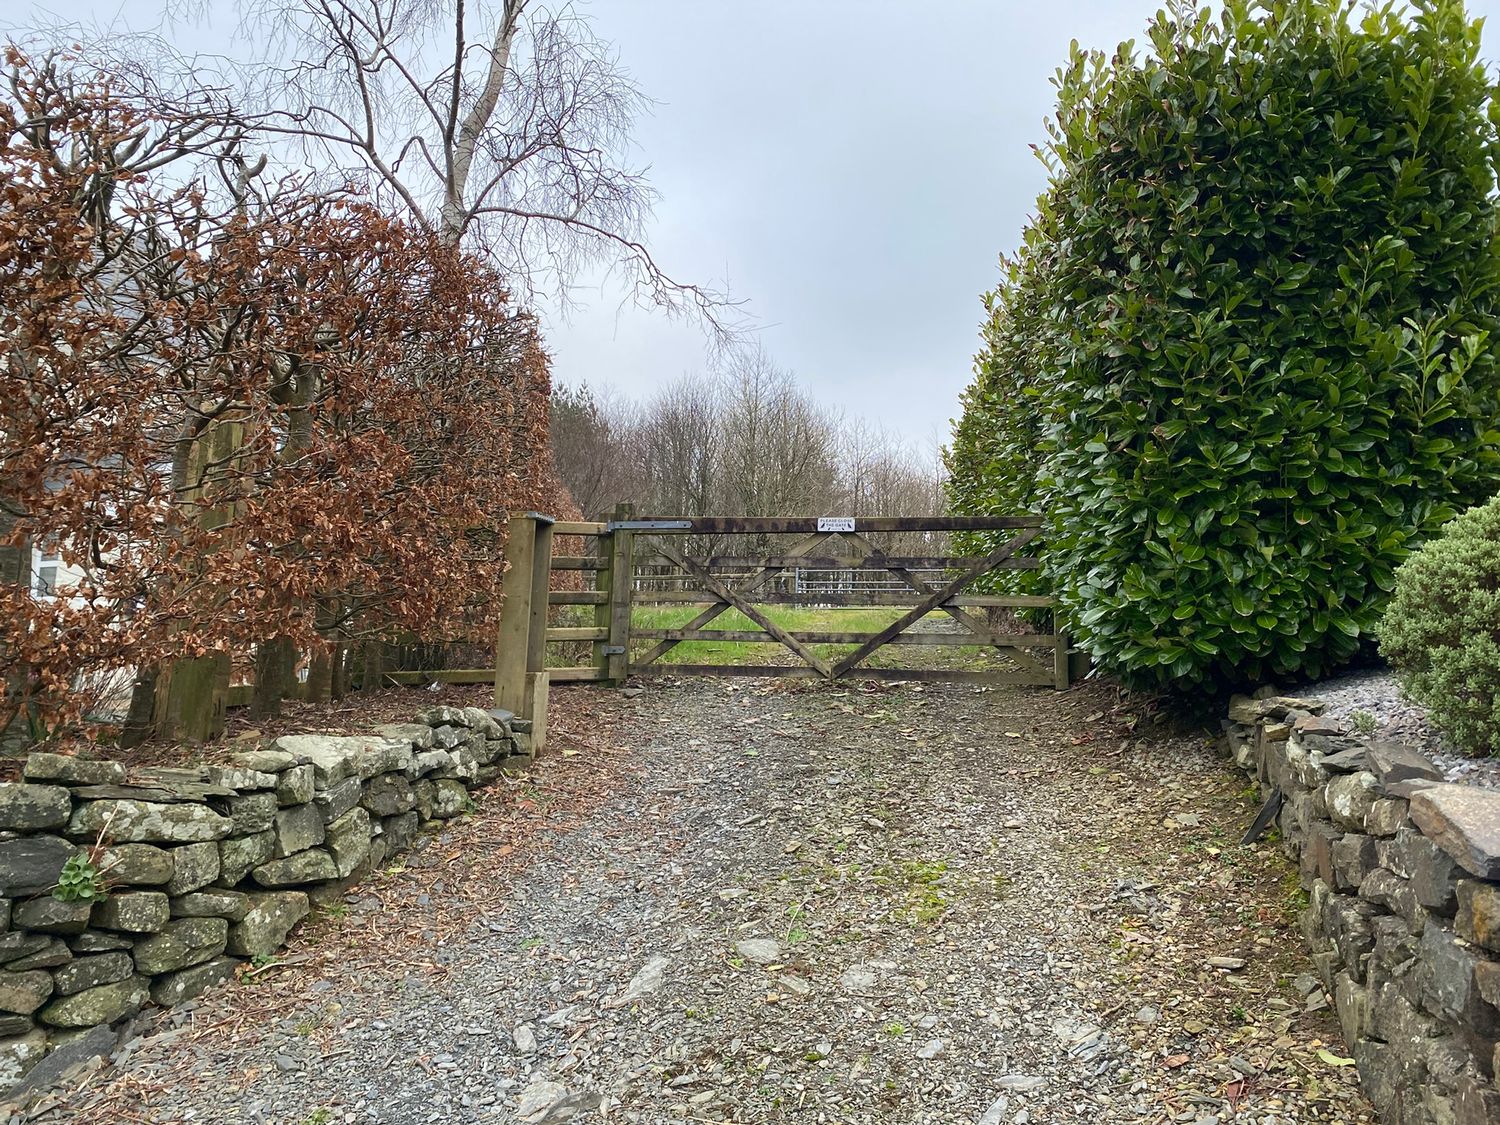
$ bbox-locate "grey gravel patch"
[1306,668,1500,786]
[65,680,1369,1124]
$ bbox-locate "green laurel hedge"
[946,0,1500,688]
[1381,494,1500,756]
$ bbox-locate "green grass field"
[546,602,1050,675]
[630,603,912,666]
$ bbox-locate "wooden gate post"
[495,513,538,716]
[1053,627,1071,690]
[523,516,555,753]
[605,503,635,685]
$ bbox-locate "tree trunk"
[306,645,332,704]
[118,665,159,749]
[250,635,296,719]
[331,643,349,699]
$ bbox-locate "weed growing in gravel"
[1349,709,1377,737]
[881,1021,907,1037]
[872,859,951,925]
[518,936,546,951]
[300,1111,333,1125]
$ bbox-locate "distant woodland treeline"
[549,350,945,550]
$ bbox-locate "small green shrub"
[1381,493,1500,756]
[53,853,106,903]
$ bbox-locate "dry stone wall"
[1225,692,1500,1125]
[0,704,531,1098]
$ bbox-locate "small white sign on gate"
[817,516,856,533]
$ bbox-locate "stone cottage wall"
[0,704,533,1098]
[1225,694,1500,1124]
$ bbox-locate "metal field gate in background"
[488,512,1069,718]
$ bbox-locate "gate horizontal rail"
[494,508,1071,706]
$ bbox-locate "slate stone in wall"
[362,774,415,817]
[204,766,278,792]
[1333,970,1366,1045]
[0,935,50,966]
[1326,892,1378,977]
[1411,784,1500,880]
[165,842,220,896]
[1402,834,1462,915]
[460,707,504,738]
[68,932,131,954]
[11,898,92,936]
[1331,833,1379,893]
[1301,822,1340,888]
[373,723,435,751]
[6,940,70,971]
[52,953,132,997]
[351,738,411,779]
[0,972,53,1015]
[383,812,418,854]
[1413,921,1500,1038]
[1457,881,1500,955]
[252,849,338,887]
[218,830,274,886]
[409,750,453,780]
[1368,798,1412,838]
[325,808,371,879]
[1360,868,1425,935]
[431,779,468,819]
[227,750,298,774]
[22,754,124,787]
[226,792,278,835]
[416,705,468,727]
[275,765,315,807]
[1457,1078,1500,1125]
[314,778,361,825]
[1326,772,1380,832]
[98,844,174,887]
[1370,914,1419,977]
[67,800,231,844]
[0,838,78,897]
[37,975,148,1028]
[271,736,354,788]
[91,892,169,934]
[0,1016,33,1038]
[226,892,309,958]
[132,917,228,974]
[428,726,464,751]
[170,890,250,922]
[272,805,325,859]
[150,955,236,1006]
[0,1030,47,1089]
[1367,742,1443,788]
[0,785,71,832]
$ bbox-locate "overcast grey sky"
[20,1,1500,448]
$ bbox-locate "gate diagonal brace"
[841,532,1047,676]
[828,528,1041,679]
[652,540,835,678]
[630,531,835,669]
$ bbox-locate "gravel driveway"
[35,678,1371,1124]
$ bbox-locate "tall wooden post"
[495,512,555,755]
[591,519,613,679]
[605,502,635,685]
[1053,627,1071,691]
[523,518,554,754]
[494,513,538,715]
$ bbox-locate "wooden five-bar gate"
[485,511,1069,744]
